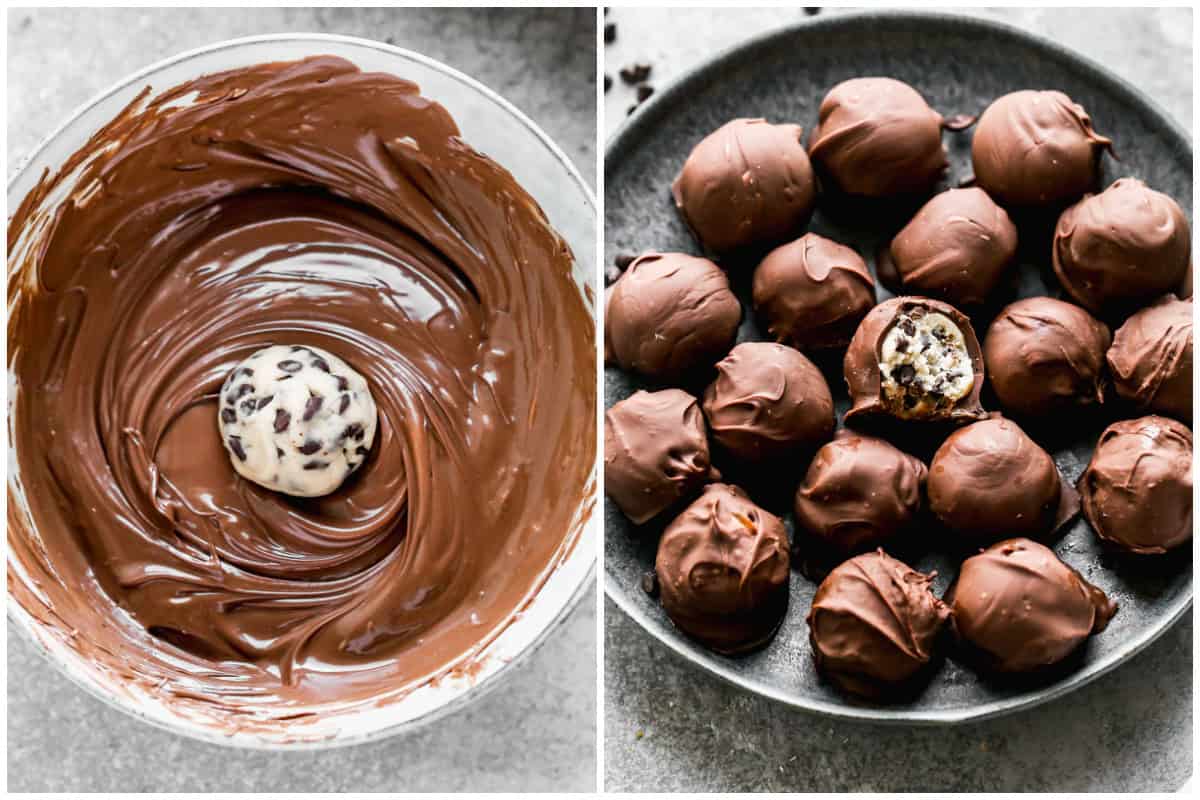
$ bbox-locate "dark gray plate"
[604,10,1193,724]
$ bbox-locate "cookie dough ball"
[672,118,816,256]
[219,344,376,497]
[950,538,1116,673]
[808,77,948,198]
[1107,294,1193,421]
[983,297,1111,417]
[972,90,1112,207]
[1079,416,1192,555]
[702,341,835,462]
[751,233,876,352]
[604,252,741,381]
[1053,178,1191,317]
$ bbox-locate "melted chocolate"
[1107,294,1193,421]
[7,57,595,731]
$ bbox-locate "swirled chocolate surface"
[7,57,595,732]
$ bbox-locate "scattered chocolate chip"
[604,22,616,43]
[640,571,659,597]
[355,446,369,456]
[240,398,258,415]
[604,74,612,92]
[336,375,349,391]
[276,447,285,457]
[896,364,917,386]
[899,318,916,336]
[620,63,651,84]
[339,394,351,414]
[256,395,273,409]
[278,375,293,381]
[274,409,291,433]
[220,408,237,424]
[238,367,254,377]
[626,104,638,116]
[920,335,932,352]
[278,360,303,373]
[227,436,246,461]
[636,84,654,102]
[303,394,324,421]
[299,439,322,455]
[290,345,307,352]
[340,422,363,442]
[302,460,329,470]
[311,356,331,373]
[933,327,950,341]
[894,338,909,354]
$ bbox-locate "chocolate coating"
[656,483,790,654]
[604,389,720,525]
[843,296,986,424]
[1079,416,1192,555]
[1053,178,1191,317]
[928,417,1076,542]
[807,550,950,698]
[983,297,1111,417]
[950,538,1116,673]
[604,252,741,380]
[971,90,1112,207]
[886,188,1018,306]
[793,432,928,555]
[703,342,835,462]
[751,233,876,352]
[672,118,816,255]
[808,77,947,198]
[1107,295,1193,421]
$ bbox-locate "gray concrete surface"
[603,6,1193,793]
[6,7,596,793]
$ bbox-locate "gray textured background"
[603,6,1193,793]
[6,6,596,793]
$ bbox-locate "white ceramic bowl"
[6,33,597,749]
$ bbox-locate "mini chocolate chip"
[220,408,237,424]
[921,336,932,353]
[227,436,246,461]
[641,571,659,597]
[933,327,950,341]
[336,375,349,391]
[277,375,293,381]
[604,22,615,43]
[302,460,329,470]
[896,365,917,386]
[626,104,638,116]
[899,318,916,336]
[355,446,368,456]
[276,447,285,458]
[604,74,612,92]
[256,395,273,409]
[278,360,303,373]
[240,398,258,415]
[311,356,330,372]
[239,367,254,377]
[636,84,654,102]
[299,439,322,455]
[342,423,364,442]
[339,394,351,414]
[274,409,291,433]
[903,394,918,409]
[894,338,909,354]
[304,395,324,421]
[619,63,651,84]
[290,345,307,352]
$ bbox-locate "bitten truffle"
[752,233,876,352]
[672,118,816,255]
[604,252,741,380]
[927,417,1077,543]
[218,344,376,497]
[971,90,1112,207]
[808,77,947,198]
[1107,294,1193,421]
[1052,178,1191,317]
[883,187,1018,306]
[604,389,720,525]
[844,296,986,424]
[1079,416,1192,554]
[656,483,790,654]
[702,342,835,461]
[950,538,1116,673]
[793,431,928,555]
[983,297,1111,417]
[807,550,950,698]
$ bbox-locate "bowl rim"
[7,31,597,750]
[602,8,1193,726]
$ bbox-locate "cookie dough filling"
[879,309,974,418]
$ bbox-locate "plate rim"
[602,8,1193,726]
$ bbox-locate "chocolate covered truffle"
[604,252,741,380]
[793,432,928,555]
[983,297,1111,417]
[928,417,1077,543]
[1053,178,1191,317]
[972,90,1112,207]
[604,389,720,525]
[656,483,790,654]
[703,342,835,461]
[751,233,876,352]
[807,550,950,698]
[1107,295,1193,421]
[950,538,1116,673]
[844,297,986,424]
[808,77,948,198]
[883,188,1018,306]
[672,118,816,255]
[1079,416,1192,554]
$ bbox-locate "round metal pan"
[603,10,1192,724]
